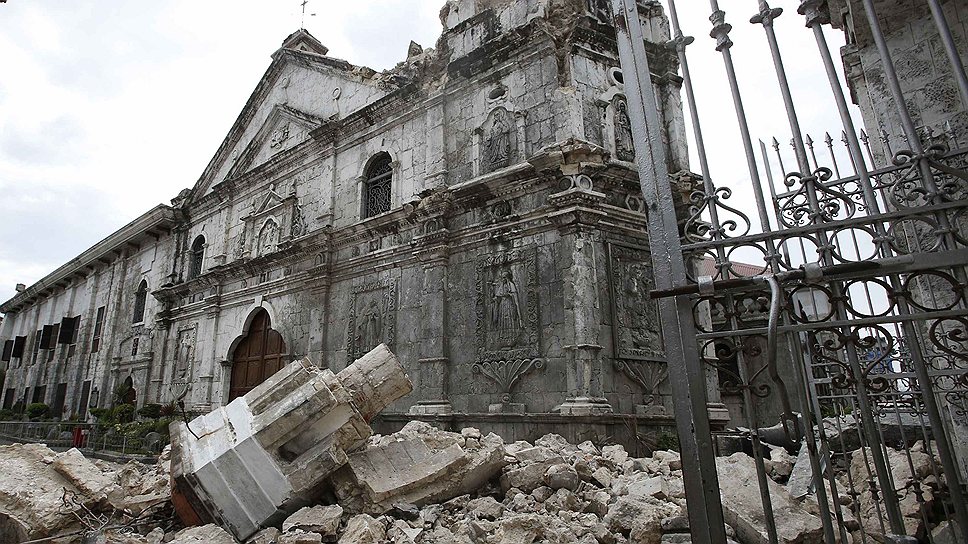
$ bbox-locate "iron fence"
[612,0,968,542]
[0,420,167,457]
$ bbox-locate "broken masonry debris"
[169,343,413,541]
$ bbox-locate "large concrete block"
[170,344,412,541]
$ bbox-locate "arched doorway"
[228,309,287,401]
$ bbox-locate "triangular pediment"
[226,105,322,179]
[280,29,329,56]
[185,29,391,204]
[252,184,287,216]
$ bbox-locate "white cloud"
[0,0,861,307]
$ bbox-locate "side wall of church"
[1,228,175,416]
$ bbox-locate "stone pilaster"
[548,175,613,415]
[409,227,453,415]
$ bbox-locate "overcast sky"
[0,0,856,308]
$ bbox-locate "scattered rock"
[283,505,343,538]
[339,514,385,544]
[716,453,823,544]
[168,524,238,544]
[545,463,580,491]
[248,527,282,544]
[467,496,504,520]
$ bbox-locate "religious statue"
[483,109,512,171]
[614,97,635,162]
[355,299,383,354]
[258,220,279,257]
[491,269,523,345]
[589,0,611,23]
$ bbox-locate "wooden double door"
[228,309,287,401]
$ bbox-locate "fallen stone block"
[169,344,412,541]
[716,453,823,544]
[0,443,114,540]
[167,523,237,544]
[249,527,283,544]
[328,423,506,513]
[339,514,386,544]
[283,505,343,539]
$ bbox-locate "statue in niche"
[355,299,383,354]
[491,269,523,346]
[614,96,635,162]
[625,265,653,349]
[257,219,279,256]
[588,0,610,23]
[483,109,512,171]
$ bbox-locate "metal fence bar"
[610,0,728,541]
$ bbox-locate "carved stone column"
[409,230,453,415]
[549,175,613,415]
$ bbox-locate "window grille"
[188,235,205,279]
[363,153,392,218]
[133,280,148,324]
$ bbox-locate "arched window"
[132,280,148,324]
[188,235,205,279]
[362,152,392,218]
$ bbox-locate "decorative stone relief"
[346,277,398,362]
[613,96,635,162]
[608,243,662,360]
[482,107,514,172]
[475,247,540,363]
[257,219,280,257]
[234,228,246,259]
[472,358,545,404]
[171,327,196,399]
[290,203,307,238]
[269,122,291,149]
[614,359,668,409]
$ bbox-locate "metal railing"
[0,420,167,457]
[612,0,968,542]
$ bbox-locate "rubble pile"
[0,423,952,544]
[0,442,174,543]
[0,349,950,543]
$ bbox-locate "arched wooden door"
[228,309,287,401]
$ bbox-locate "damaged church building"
[0,0,709,449]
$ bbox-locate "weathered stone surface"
[603,495,677,544]
[624,475,669,500]
[247,527,282,544]
[329,421,506,513]
[51,448,121,503]
[338,514,385,544]
[544,463,580,491]
[467,496,504,520]
[278,531,324,544]
[167,524,238,544]
[283,505,343,538]
[848,445,936,536]
[0,443,111,540]
[716,453,823,544]
[786,443,813,499]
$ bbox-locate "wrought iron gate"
[610,0,968,542]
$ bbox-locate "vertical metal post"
[610,0,727,541]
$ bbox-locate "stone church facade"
[0,0,700,447]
